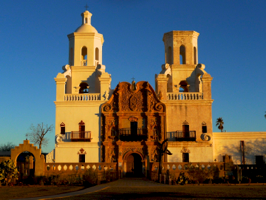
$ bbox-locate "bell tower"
[57,9,111,95]
[156,31,212,95]
[68,10,104,67]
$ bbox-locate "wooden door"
[126,154,134,176]
[131,122,138,136]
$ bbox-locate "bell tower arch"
[157,31,204,93]
[163,31,199,65]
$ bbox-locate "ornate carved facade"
[101,81,166,170]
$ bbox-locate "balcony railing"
[167,131,196,141]
[64,94,101,101]
[71,131,92,141]
[111,128,147,141]
[167,92,203,100]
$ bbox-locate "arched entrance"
[125,153,143,177]
[11,140,45,176]
[16,152,35,180]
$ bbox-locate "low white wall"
[213,132,266,164]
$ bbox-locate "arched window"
[95,48,99,60]
[194,47,197,64]
[85,18,88,24]
[81,47,87,66]
[180,45,186,64]
[167,46,172,64]
[179,80,188,92]
[79,82,89,94]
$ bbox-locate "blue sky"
[0,0,266,153]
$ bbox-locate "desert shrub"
[102,169,111,183]
[83,168,98,187]
[176,172,189,185]
[0,159,19,186]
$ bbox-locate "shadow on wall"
[220,139,266,164]
[168,154,181,162]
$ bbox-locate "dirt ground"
[58,185,266,200]
[0,185,84,200]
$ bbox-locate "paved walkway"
[16,178,163,200]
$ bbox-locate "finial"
[85,4,89,10]
[131,77,135,81]
[131,77,136,91]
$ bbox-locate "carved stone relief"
[77,148,86,155]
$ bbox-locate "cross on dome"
[85,4,89,10]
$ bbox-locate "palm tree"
[216,117,224,132]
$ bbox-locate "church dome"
[75,24,98,33]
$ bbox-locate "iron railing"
[71,131,91,141]
[167,131,196,141]
[111,128,147,141]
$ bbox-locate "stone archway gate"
[11,140,45,176]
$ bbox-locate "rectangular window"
[61,126,65,134]
[182,153,189,162]
[79,154,85,163]
[202,126,207,133]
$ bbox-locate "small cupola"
[75,10,98,33]
[82,10,92,25]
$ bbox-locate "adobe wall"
[10,140,45,176]
[213,132,266,164]
[0,156,10,163]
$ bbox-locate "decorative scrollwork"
[201,133,211,141]
[154,103,163,112]
[55,134,64,144]
[103,104,111,112]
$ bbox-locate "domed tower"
[68,10,104,67]
[58,9,111,95]
[53,9,111,163]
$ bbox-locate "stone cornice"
[71,66,95,72]
[55,142,99,148]
[54,101,106,106]
[164,100,213,105]
[213,132,266,139]
[168,141,212,147]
